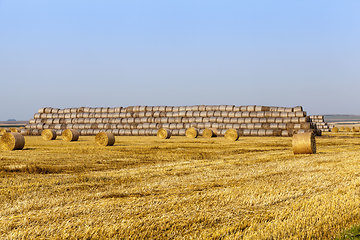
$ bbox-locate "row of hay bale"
[26,122,311,130]
[37,105,304,114]
[2,128,316,155]
[23,128,308,137]
[33,111,307,119]
[309,115,331,132]
[24,105,315,137]
[30,116,309,124]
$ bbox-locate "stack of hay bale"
[309,115,331,133]
[23,105,315,137]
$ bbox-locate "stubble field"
[1,133,360,239]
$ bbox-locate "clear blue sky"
[1,1,360,120]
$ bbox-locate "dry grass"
[1,134,360,239]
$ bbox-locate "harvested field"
[1,133,360,239]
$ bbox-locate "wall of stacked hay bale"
[23,105,315,137]
[309,115,331,133]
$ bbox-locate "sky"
[1,0,360,120]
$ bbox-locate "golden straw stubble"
[292,132,316,154]
[0,132,25,151]
[185,127,198,138]
[157,128,171,139]
[62,129,80,142]
[202,128,216,138]
[95,132,115,146]
[224,129,239,141]
[41,129,57,140]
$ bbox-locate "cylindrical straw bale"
[293,106,303,112]
[287,112,296,118]
[292,132,316,154]
[225,105,234,111]
[223,118,231,123]
[283,118,291,123]
[256,111,265,118]
[256,129,265,136]
[169,123,177,129]
[41,129,57,140]
[198,105,206,111]
[230,118,238,124]
[275,118,283,123]
[214,111,221,117]
[233,106,240,112]
[190,106,199,111]
[178,129,186,136]
[186,127,198,138]
[0,128,10,135]
[1,132,25,150]
[280,112,288,118]
[193,111,200,117]
[271,112,280,117]
[202,128,217,138]
[228,112,235,118]
[251,118,260,123]
[38,108,46,113]
[216,117,224,123]
[195,117,203,123]
[199,111,207,117]
[44,107,52,114]
[249,112,257,117]
[332,127,339,133]
[157,128,171,139]
[95,132,115,146]
[177,106,185,111]
[250,129,258,136]
[254,123,262,129]
[206,111,215,117]
[219,105,227,111]
[185,111,193,117]
[224,129,239,141]
[221,111,229,117]
[295,112,305,117]
[62,129,80,142]
[241,112,250,117]
[9,128,19,133]
[247,105,255,112]
[20,129,30,136]
[165,106,173,112]
[242,129,251,136]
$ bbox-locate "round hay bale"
[185,127,198,138]
[292,132,316,154]
[345,127,351,132]
[41,129,57,140]
[224,129,239,141]
[203,128,216,138]
[352,127,359,132]
[95,132,115,146]
[157,128,171,139]
[1,132,25,150]
[62,129,80,142]
[9,128,19,133]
